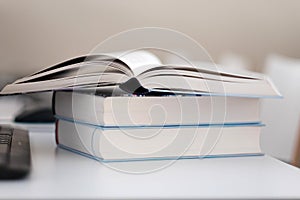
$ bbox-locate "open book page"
[0,50,162,94]
[138,74,281,97]
[105,50,162,76]
[1,73,128,95]
[15,56,95,84]
[137,66,262,83]
[15,50,161,84]
[191,61,265,80]
[15,61,129,85]
[145,61,265,80]
[125,61,281,97]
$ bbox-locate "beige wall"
[1,0,300,75]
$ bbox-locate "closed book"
[56,119,263,162]
[53,91,261,126]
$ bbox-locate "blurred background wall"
[0,0,300,164]
[1,0,300,75]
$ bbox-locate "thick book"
[1,50,281,97]
[53,91,261,126]
[56,119,263,162]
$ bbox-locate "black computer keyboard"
[0,126,31,179]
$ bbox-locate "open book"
[1,50,281,97]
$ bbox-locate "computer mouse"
[15,107,55,123]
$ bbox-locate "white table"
[1,127,300,199]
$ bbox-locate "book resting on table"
[0,50,281,162]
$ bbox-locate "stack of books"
[1,51,281,162]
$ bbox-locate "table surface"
[0,125,300,199]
